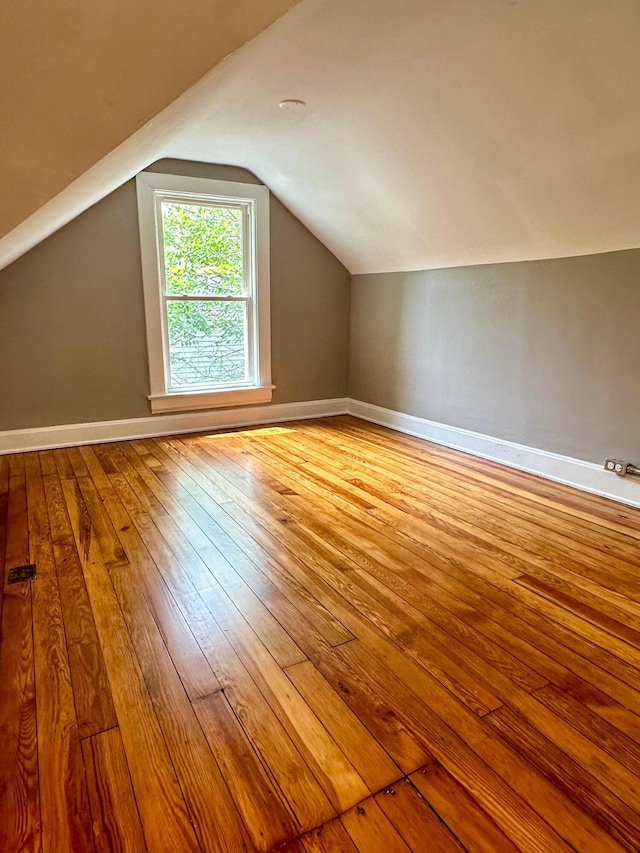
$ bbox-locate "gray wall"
[4,152,637,469]
[0,160,350,431]
[349,251,640,465]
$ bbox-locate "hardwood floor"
[1,415,639,851]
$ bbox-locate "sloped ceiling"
[0,0,301,238]
[0,0,640,273]
[168,0,640,273]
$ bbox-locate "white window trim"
[136,171,273,414]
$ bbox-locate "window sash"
[164,297,252,392]
[157,195,250,299]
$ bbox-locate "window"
[136,172,273,413]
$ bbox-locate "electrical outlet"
[604,458,629,476]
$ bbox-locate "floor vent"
[7,564,37,584]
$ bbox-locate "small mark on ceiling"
[278,99,306,111]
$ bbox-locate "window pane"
[166,300,247,388]
[161,201,244,296]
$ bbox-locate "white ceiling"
[167,0,640,274]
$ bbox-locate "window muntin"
[136,172,272,414]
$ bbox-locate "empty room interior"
[2,1,640,851]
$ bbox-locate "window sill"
[148,385,275,414]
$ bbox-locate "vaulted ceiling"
[2,0,639,274]
[0,0,301,237]
[171,0,640,273]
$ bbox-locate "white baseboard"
[2,396,638,509]
[0,398,348,455]
[347,399,640,509]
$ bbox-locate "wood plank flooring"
[1,415,640,851]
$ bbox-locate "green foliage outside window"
[160,201,247,385]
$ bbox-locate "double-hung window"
[136,172,273,413]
